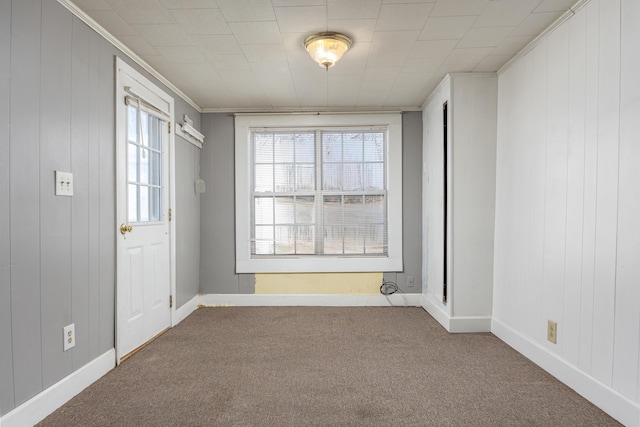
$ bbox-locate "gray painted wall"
[0,0,200,415]
[200,112,422,294]
[175,137,202,306]
[384,111,423,293]
[200,114,255,294]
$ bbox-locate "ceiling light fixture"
[304,32,352,69]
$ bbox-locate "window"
[126,105,164,224]
[236,114,403,273]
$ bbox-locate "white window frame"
[235,113,403,273]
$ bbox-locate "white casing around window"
[235,113,403,273]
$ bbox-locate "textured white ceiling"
[70,0,578,111]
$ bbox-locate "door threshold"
[119,327,170,364]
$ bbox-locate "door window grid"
[251,129,387,256]
[127,105,164,224]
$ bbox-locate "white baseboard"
[421,294,491,333]
[0,349,115,427]
[422,294,451,330]
[198,293,423,307]
[449,316,492,333]
[173,294,199,326]
[492,318,640,427]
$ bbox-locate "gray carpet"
[39,307,620,426]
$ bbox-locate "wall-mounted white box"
[55,171,73,196]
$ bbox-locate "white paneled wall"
[422,77,449,316]
[493,0,640,424]
[422,73,497,332]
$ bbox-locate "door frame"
[114,57,177,364]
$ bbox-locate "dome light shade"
[304,32,352,69]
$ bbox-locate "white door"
[116,60,173,362]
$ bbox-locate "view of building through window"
[251,129,387,256]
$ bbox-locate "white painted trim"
[492,318,640,427]
[498,0,591,75]
[55,0,201,113]
[0,349,115,427]
[234,113,403,273]
[203,106,422,114]
[198,293,422,307]
[115,58,176,363]
[173,294,199,326]
[421,295,491,333]
[422,294,451,331]
[176,123,204,149]
[449,316,491,333]
[423,74,451,109]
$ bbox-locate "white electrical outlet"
[407,275,415,288]
[55,170,74,196]
[63,323,75,351]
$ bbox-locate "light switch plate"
[55,171,73,196]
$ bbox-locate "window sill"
[236,255,403,273]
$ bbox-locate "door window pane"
[126,106,164,224]
[128,143,138,183]
[151,152,161,186]
[150,187,161,221]
[128,184,138,223]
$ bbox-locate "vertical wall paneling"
[514,58,530,337]
[421,79,448,312]
[516,56,533,334]
[563,6,587,367]
[201,112,422,295]
[175,138,201,306]
[495,0,640,418]
[494,58,527,327]
[613,0,640,401]
[399,112,423,294]
[200,114,240,293]
[542,24,569,351]
[450,75,496,318]
[422,74,496,330]
[0,0,14,414]
[578,0,600,374]
[172,97,201,307]
[70,17,91,370]
[491,72,508,323]
[39,0,73,388]
[1,1,202,416]
[10,0,43,405]
[523,43,547,342]
[98,40,115,352]
[422,76,454,316]
[590,0,620,385]
[494,61,514,325]
[87,30,102,361]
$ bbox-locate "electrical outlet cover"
[547,320,557,344]
[63,323,75,351]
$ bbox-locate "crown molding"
[498,0,591,75]
[201,106,422,114]
[56,0,202,113]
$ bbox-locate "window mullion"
[271,134,276,255]
[314,130,323,255]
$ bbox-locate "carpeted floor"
[39,307,620,426]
